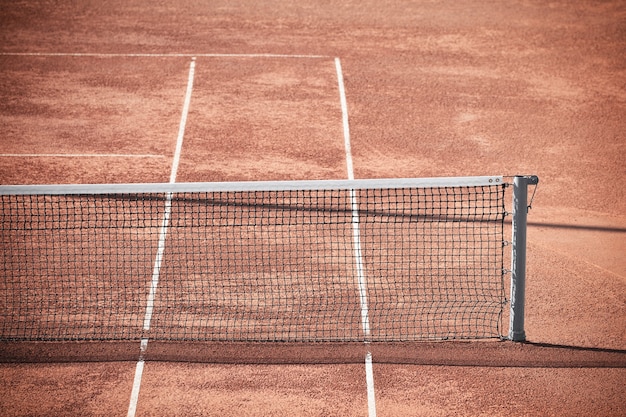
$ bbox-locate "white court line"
[0,52,329,58]
[334,57,370,332]
[0,153,164,158]
[348,188,371,337]
[335,57,377,417]
[126,57,196,417]
[365,352,377,417]
[169,57,195,183]
[127,339,148,417]
[335,58,355,182]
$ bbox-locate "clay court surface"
[1,1,625,416]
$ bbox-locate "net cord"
[0,176,504,196]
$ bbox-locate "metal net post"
[508,175,539,342]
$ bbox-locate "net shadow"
[1,340,624,368]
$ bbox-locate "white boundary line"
[349,188,371,337]
[335,57,377,417]
[335,58,355,181]
[0,52,329,58]
[126,57,196,417]
[365,352,377,417]
[169,57,195,183]
[0,154,164,158]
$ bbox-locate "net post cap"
[514,175,539,185]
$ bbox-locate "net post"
[508,175,538,342]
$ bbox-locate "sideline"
[335,57,377,417]
[126,57,196,417]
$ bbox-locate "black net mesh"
[1,181,507,342]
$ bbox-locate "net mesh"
[1,179,508,342]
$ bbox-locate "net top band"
[0,176,504,195]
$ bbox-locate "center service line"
[335,57,377,417]
[127,57,196,417]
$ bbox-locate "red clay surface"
[1,1,625,416]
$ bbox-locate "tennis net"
[1,176,511,342]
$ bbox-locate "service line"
[0,154,164,158]
[0,52,329,59]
